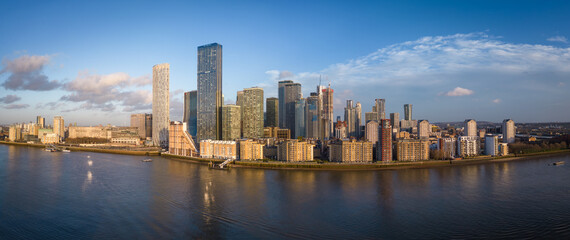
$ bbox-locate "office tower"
[344,100,361,138]
[502,119,515,143]
[36,116,45,128]
[183,91,198,136]
[168,121,198,157]
[295,98,306,138]
[221,105,241,140]
[152,63,170,148]
[457,136,480,157]
[266,97,279,127]
[390,113,400,131]
[197,43,223,140]
[278,81,302,137]
[464,119,477,136]
[365,120,378,143]
[375,99,386,120]
[377,119,393,162]
[130,113,152,139]
[355,102,362,138]
[418,120,430,139]
[305,94,320,139]
[404,104,412,121]
[321,84,334,139]
[241,87,264,138]
[485,135,499,156]
[278,80,293,129]
[329,139,373,163]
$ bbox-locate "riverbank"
[0,141,160,156]
[162,149,570,171]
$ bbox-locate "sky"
[1,0,569,126]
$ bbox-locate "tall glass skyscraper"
[404,104,412,121]
[278,80,293,129]
[183,90,198,136]
[197,43,222,140]
[152,63,170,148]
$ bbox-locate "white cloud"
[492,98,501,103]
[0,54,61,91]
[547,36,568,43]
[442,87,474,96]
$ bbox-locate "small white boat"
[142,159,153,162]
[62,149,71,153]
[553,161,565,166]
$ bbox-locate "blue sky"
[1,0,569,126]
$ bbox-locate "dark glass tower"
[197,43,222,140]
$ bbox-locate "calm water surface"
[0,144,569,239]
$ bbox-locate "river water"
[0,144,569,239]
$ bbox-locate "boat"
[552,161,565,166]
[62,149,71,153]
[209,161,230,170]
[44,148,56,152]
[142,159,153,162]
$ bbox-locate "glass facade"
[197,43,222,140]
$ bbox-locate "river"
[0,144,569,239]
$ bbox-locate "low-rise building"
[329,139,373,163]
[277,140,314,162]
[200,140,237,160]
[499,143,509,156]
[395,139,429,161]
[239,139,264,160]
[41,133,59,144]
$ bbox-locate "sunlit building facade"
[197,43,223,141]
[152,63,170,148]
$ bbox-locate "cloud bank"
[547,36,568,43]
[0,55,61,91]
[442,87,474,96]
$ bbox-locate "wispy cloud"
[441,87,474,96]
[60,71,151,112]
[3,103,29,109]
[492,98,501,104]
[0,55,61,91]
[0,94,21,104]
[547,36,568,43]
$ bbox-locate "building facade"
[200,140,237,159]
[279,81,302,137]
[438,137,457,159]
[374,99,386,120]
[197,43,223,141]
[395,139,429,161]
[305,94,320,139]
[485,135,499,156]
[418,120,430,139]
[329,139,373,163]
[365,120,379,143]
[169,122,198,157]
[464,119,477,137]
[183,90,198,136]
[239,139,264,160]
[53,116,65,142]
[321,85,334,139]
[276,140,314,162]
[457,136,480,157]
[152,63,170,148]
[344,100,362,138]
[241,87,264,138]
[130,113,152,139]
[377,119,393,162]
[266,97,279,127]
[221,105,241,140]
[502,119,515,144]
[295,98,306,138]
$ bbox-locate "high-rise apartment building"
[502,119,515,143]
[321,85,334,139]
[53,116,65,142]
[395,139,429,161]
[344,100,361,138]
[241,87,264,138]
[375,99,386,120]
[266,97,279,127]
[221,105,241,140]
[197,43,223,140]
[485,135,499,156]
[365,112,378,123]
[278,80,293,129]
[130,113,152,139]
[295,98,306,138]
[277,139,314,162]
[464,119,477,137]
[329,139,373,163]
[365,120,378,143]
[37,116,45,128]
[457,136,480,157]
[183,90,198,136]
[239,139,264,160]
[152,63,170,148]
[438,137,457,159]
[418,120,430,139]
[404,104,412,121]
[377,119,393,162]
[305,93,320,139]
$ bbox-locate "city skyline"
[1,1,570,126]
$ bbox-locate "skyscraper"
[37,116,45,128]
[344,100,361,138]
[295,98,306,138]
[152,63,170,148]
[266,97,279,127]
[197,43,223,140]
[404,104,412,121]
[241,87,264,138]
[131,113,152,139]
[183,90,198,136]
[278,81,302,137]
[464,119,477,137]
[390,113,400,131]
[306,93,320,139]
[321,84,334,139]
[375,99,386,120]
[502,119,515,143]
[221,104,241,140]
[418,120,430,139]
[278,80,293,129]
